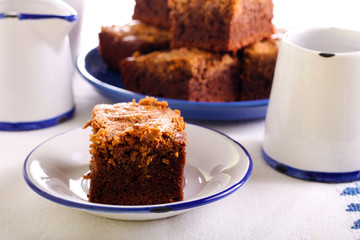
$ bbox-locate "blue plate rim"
[23,123,253,214]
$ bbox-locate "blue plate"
[76,47,269,121]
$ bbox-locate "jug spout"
[32,15,77,52]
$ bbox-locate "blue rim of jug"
[262,148,360,183]
[0,13,77,22]
[0,107,75,131]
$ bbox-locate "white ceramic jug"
[262,27,360,182]
[0,0,77,131]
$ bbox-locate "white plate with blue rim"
[23,123,252,221]
[76,47,269,121]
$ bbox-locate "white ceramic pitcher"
[262,27,360,183]
[0,0,77,131]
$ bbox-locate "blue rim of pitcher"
[262,148,360,183]
[0,13,77,22]
[0,107,75,131]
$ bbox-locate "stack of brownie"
[98,0,280,101]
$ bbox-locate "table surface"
[2,1,360,239]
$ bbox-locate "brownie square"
[98,21,171,70]
[84,97,187,205]
[169,0,274,53]
[120,48,241,102]
[133,0,171,29]
[240,37,279,100]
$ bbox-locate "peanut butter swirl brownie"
[84,97,186,205]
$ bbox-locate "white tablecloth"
[2,1,360,239]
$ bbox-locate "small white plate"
[23,124,252,221]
